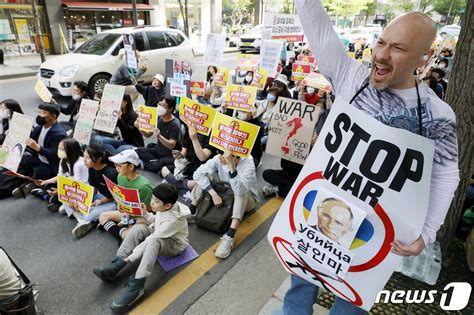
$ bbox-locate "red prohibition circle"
[288,171,395,272]
[272,236,363,306]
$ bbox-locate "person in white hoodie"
[92,183,190,312]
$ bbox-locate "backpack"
[196,183,235,234]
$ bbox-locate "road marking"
[131,197,283,314]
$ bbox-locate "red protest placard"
[190,81,205,96]
[104,175,143,216]
[292,63,311,81]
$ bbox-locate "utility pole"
[31,0,45,62]
[132,0,138,26]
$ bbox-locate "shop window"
[165,32,185,47]
[146,31,166,50]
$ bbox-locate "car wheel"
[89,73,111,97]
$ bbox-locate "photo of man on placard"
[310,197,354,242]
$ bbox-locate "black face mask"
[36,115,46,125]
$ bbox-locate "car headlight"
[253,39,261,45]
[59,65,81,78]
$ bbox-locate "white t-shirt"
[58,157,89,183]
[37,126,51,164]
[296,0,460,244]
[0,249,22,300]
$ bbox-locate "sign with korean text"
[34,79,53,103]
[266,97,320,165]
[297,54,316,64]
[204,33,226,66]
[73,99,99,145]
[209,112,260,158]
[0,113,34,172]
[292,63,311,81]
[250,68,269,90]
[264,13,304,43]
[236,54,260,72]
[179,96,217,136]
[213,67,229,86]
[268,99,435,311]
[225,84,257,112]
[260,40,284,78]
[93,84,126,134]
[190,81,205,96]
[123,34,138,70]
[136,105,158,132]
[58,176,94,216]
[104,176,143,216]
[169,78,187,97]
[302,72,333,92]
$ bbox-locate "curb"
[0,49,240,80]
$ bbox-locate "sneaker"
[12,187,26,199]
[117,216,129,227]
[22,182,36,195]
[72,219,94,238]
[110,276,145,312]
[183,191,192,202]
[58,205,66,214]
[47,203,61,212]
[215,235,235,259]
[262,185,279,197]
[93,256,127,281]
[31,188,46,198]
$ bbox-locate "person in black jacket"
[135,74,166,107]
[56,81,89,132]
[0,99,24,145]
[12,103,67,197]
[93,94,144,155]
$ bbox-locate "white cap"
[153,74,165,84]
[274,74,289,87]
[109,149,140,166]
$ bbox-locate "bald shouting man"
[281,1,460,314]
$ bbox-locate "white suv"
[38,26,196,97]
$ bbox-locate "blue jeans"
[92,135,136,155]
[282,275,367,315]
[64,193,117,222]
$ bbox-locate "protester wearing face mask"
[0,99,24,145]
[135,97,182,173]
[135,73,166,107]
[93,94,144,154]
[235,108,264,168]
[255,88,280,149]
[206,65,218,84]
[242,71,254,86]
[57,81,89,132]
[297,81,321,105]
[430,67,448,95]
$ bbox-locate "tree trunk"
[437,0,473,266]
[184,0,189,37]
[31,0,45,62]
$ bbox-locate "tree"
[177,0,189,37]
[394,0,414,12]
[434,0,467,24]
[223,0,253,27]
[437,0,473,265]
[323,0,374,27]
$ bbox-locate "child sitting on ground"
[93,183,191,312]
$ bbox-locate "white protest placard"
[168,78,187,97]
[260,40,284,78]
[204,33,226,66]
[268,99,435,311]
[264,13,304,43]
[93,84,125,134]
[73,99,100,145]
[266,97,320,165]
[0,113,34,172]
[123,34,138,70]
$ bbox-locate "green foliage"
[434,0,467,16]
[322,0,374,17]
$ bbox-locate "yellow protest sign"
[236,54,260,72]
[362,48,371,62]
[213,67,229,86]
[179,96,217,136]
[58,176,94,216]
[347,51,356,59]
[209,112,260,158]
[250,68,269,90]
[225,84,257,112]
[136,105,158,132]
[34,79,52,102]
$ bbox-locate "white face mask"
[72,93,81,101]
[157,106,167,116]
[237,111,249,121]
[245,75,253,83]
[0,110,9,120]
[439,64,447,69]
[307,87,316,94]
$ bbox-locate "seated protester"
[0,99,24,145]
[135,98,181,173]
[98,149,153,243]
[191,151,259,258]
[283,57,296,88]
[135,74,165,107]
[93,183,190,312]
[423,75,444,99]
[196,86,213,106]
[110,49,147,103]
[255,88,280,149]
[279,58,292,84]
[210,84,226,108]
[235,109,264,168]
[0,248,23,305]
[161,126,216,194]
[436,57,452,79]
[69,144,118,238]
[12,103,67,198]
[56,81,89,132]
[242,71,254,86]
[206,65,218,85]
[93,94,144,154]
[32,138,88,212]
[430,68,448,96]
[296,80,320,105]
[272,74,292,99]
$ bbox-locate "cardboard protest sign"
[260,40,284,78]
[204,33,226,66]
[104,175,143,216]
[213,67,229,86]
[0,113,34,172]
[264,13,304,42]
[136,105,158,132]
[268,99,435,311]
[292,63,311,81]
[73,99,99,145]
[165,59,192,97]
[123,34,138,70]
[250,68,269,90]
[236,54,260,72]
[93,84,125,134]
[266,97,320,165]
[58,175,94,216]
[190,81,205,96]
[225,84,257,112]
[297,54,315,64]
[179,96,217,136]
[209,112,260,158]
[34,79,52,102]
[302,72,333,92]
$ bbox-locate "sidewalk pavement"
[0,45,239,80]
